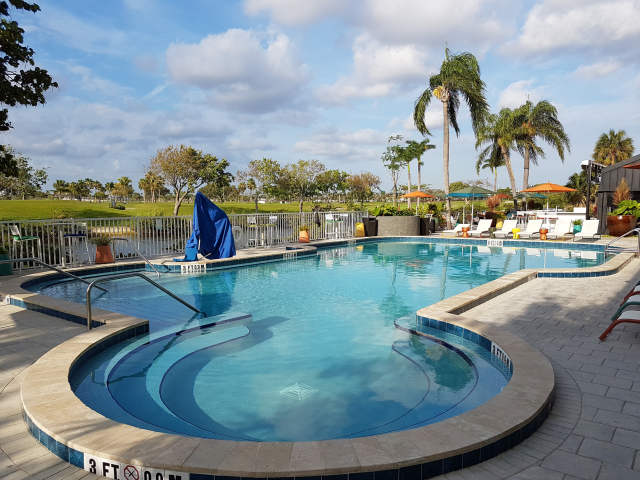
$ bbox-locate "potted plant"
[299,225,310,243]
[572,218,583,234]
[0,245,12,276]
[607,179,638,236]
[91,236,114,264]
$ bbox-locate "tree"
[112,176,133,200]
[12,150,47,199]
[405,138,436,207]
[414,47,489,228]
[0,1,58,132]
[52,179,68,199]
[104,182,114,199]
[67,180,90,201]
[0,145,16,176]
[513,99,570,189]
[282,160,325,212]
[475,142,505,192]
[381,145,405,207]
[316,169,349,206]
[449,181,468,192]
[592,129,634,166]
[138,177,149,202]
[236,158,283,213]
[147,145,232,215]
[347,172,380,208]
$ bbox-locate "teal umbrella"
[446,186,495,224]
[514,192,546,211]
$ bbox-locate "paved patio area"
[1,254,640,480]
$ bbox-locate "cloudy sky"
[4,0,640,192]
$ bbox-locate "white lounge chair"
[546,220,573,241]
[574,219,601,241]
[526,248,541,256]
[468,219,493,237]
[441,223,469,237]
[476,246,491,254]
[518,219,543,238]
[493,220,518,238]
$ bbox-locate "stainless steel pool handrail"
[85,272,203,331]
[0,258,108,292]
[604,227,640,257]
[111,237,161,277]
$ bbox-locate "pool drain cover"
[280,383,317,400]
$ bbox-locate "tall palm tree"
[138,178,149,202]
[413,47,489,228]
[592,129,635,166]
[52,179,68,200]
[476,108,522,204]
[513,99,571,189]
[475,145,505,192]
[405,139,436,207]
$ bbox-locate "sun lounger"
[502,247,516,254]
[518,219,543,238]
[526,248,540,256]
[441,224,469,237]
[553,249,569,258]
[477,246,491,254]
[468,219,493,237]
[493,220,518,238]
[546,220,573,241]
[573,219,601,241]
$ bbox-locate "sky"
[4,0,640,193]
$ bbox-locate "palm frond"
[413,88,433,137]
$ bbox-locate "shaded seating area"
[468,219,493,237]
[493,220,518,238]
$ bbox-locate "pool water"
[40,242,604,441]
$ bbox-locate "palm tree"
[513,99,570,189]
[475,145,505,192]
[52,179,68,200]
[413,47,489,228]
[405,139,436,207]
[475,108,522,205]
[138,178,149,202]
[592,129,635,165]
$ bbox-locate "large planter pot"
[0,253,13,276]
[376,216,420,236]
[607,215,637,237]
[299,231,310,243]
[95,245,114,264]
[573,224,582,234]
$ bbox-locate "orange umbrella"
[400,191,436,198]
[495,193,512,199]
[520,183,577,210]
[623,162,640,169]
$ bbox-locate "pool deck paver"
[0,243,640,479]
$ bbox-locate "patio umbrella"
[521,183,577,211]
[400,191,436,213]
[514,192,546,211]
[446,186,495,224]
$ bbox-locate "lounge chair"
[600,286,640,340]
[546,220,573,241]
[493,220,518,238]
[441,224,469,237]
[468,219,493,237]
[573,219,601,241]
[518,219,543,238]
[173,247,198,262]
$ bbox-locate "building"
[596,153,640,233]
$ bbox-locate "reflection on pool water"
[37,242,603,441]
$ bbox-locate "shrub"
[299,224,310,232]
[613,178,631,205]
[90,235,112,246]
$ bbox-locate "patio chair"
[546,220,572,241]
[440,223,469,237]
[10,225,41,272]
[173,247,198,262]
[493,220,518,238]
[468,219,493,237]
[518,219,543,238]
[573,220,601,241]
[600,287,640,340]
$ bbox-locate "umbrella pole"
[471,196,474,226]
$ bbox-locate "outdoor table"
[539,228,549,241]
[512,228,521,239]
[461,226,470,238]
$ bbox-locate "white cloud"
[292,127,387,159]
[403,107,442,132]
[317,35,431,104]
[573,60,623,79]
[244,0,348,25]
[497,80,546,109]
[166,28,310,113]
[503,0,640,58]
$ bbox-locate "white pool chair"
[553,249,570,258]
[581,251,598,260]
[477,246,491,254]
[546,220,572,241]
[493,220,518,238]
[518,219,543,238]
[468,219,493,237]
[573,220,601,241]
[441,223,469,237]
[526,248,541,256]
[502,247,516,254]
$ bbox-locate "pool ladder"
[85,272,203,331]
[111,237,161,277]
[603,227,640,257]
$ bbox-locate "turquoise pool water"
[38,242,604,441]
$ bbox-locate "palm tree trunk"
[502,148,518,209]
[523,145,530,190]
[407,162,412,210]
[417,161,422,208]
[442,98,451,229]
[494,169,497,192]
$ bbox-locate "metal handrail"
[604,227,640,256]
[0,258,107,292]
[86,272,203,331]
[111,237,160,277]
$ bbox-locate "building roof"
[599,153,640,193]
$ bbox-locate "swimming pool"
[34,242,604,442]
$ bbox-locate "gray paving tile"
[541,450,601,480]
[577,438,635,468]
[598,462,640,480]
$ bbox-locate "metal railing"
[85,272,203,331]
[0,258,107,292]
[604,228,640,256]
[111,237,160,277]
[0,211,367,269]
